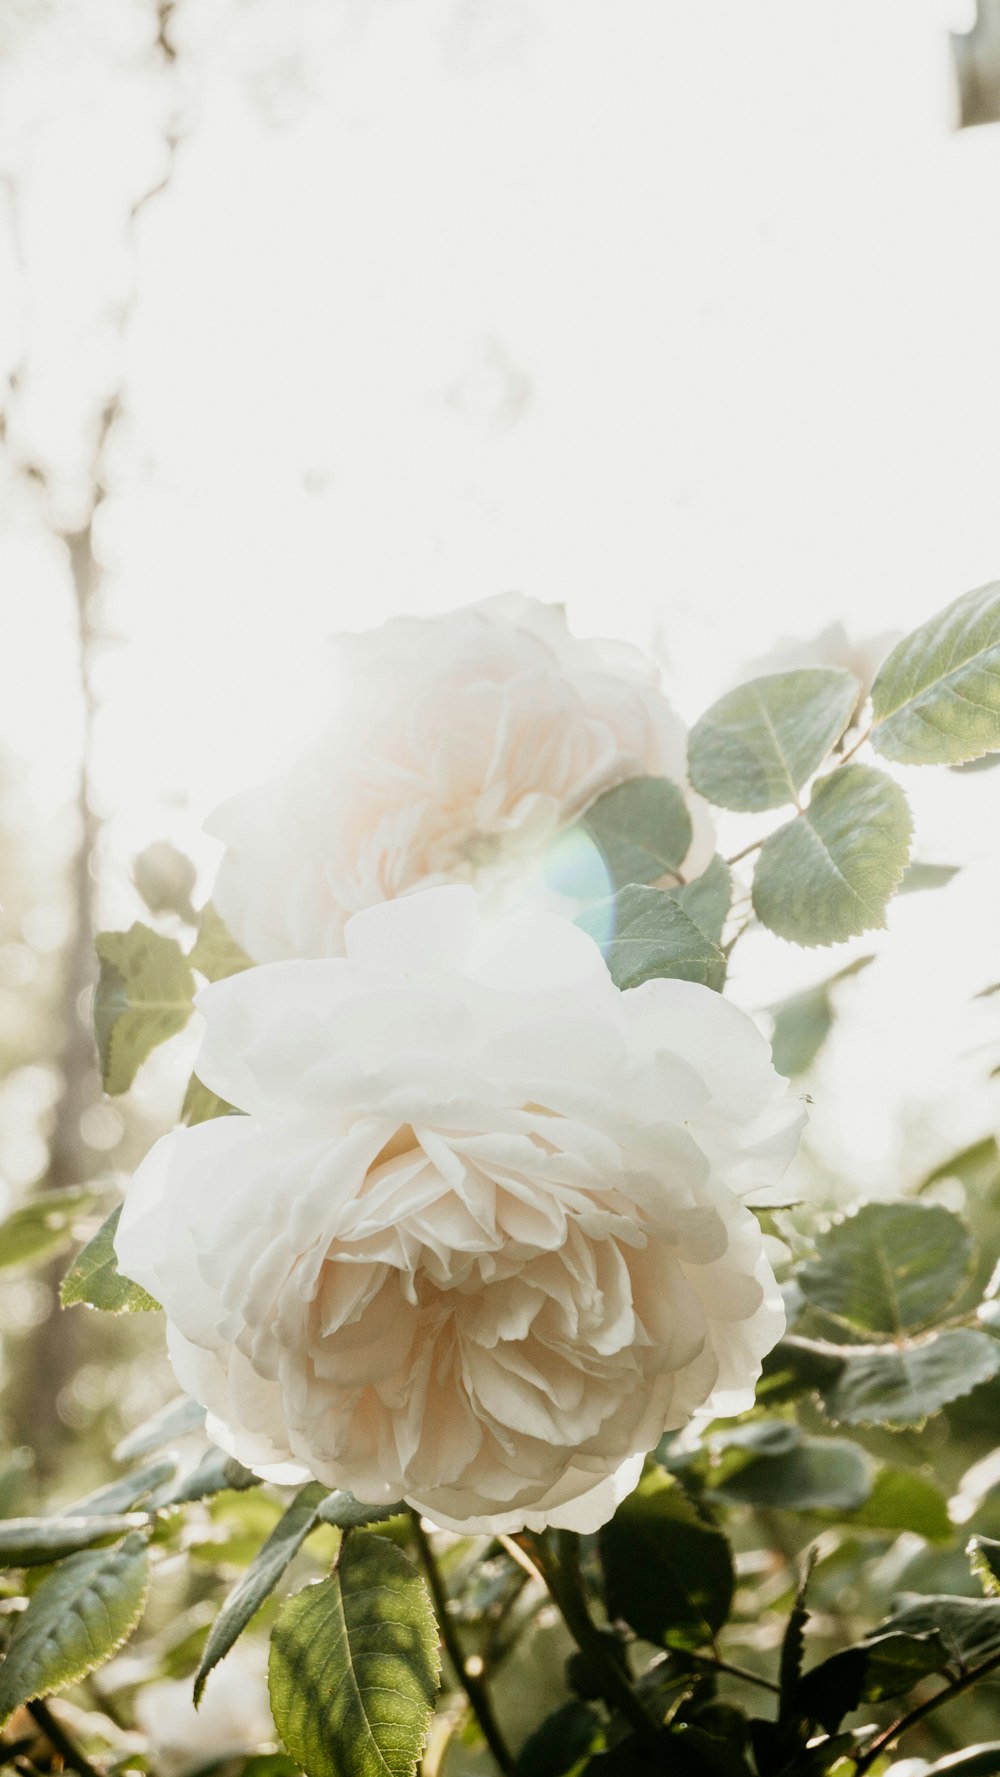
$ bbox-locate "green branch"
[410,1513,513,1775]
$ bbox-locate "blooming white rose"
[116,887,802,1535]
[207,594,713,962]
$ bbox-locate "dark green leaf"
[268,1532,440,1777]
[315,1492,405,1530]
[752,764,912,947]
[877,1595,1000,1670]
[870,582,1000,765]
[820,1329,1000,1428]
[600,1472,734,1650]
[580,777,692,887]
[190,903,252,981]
[0,1514,148,1568]
[712,1437,874,1513]
[689,669,861,811]
[0,1187,101,1271]
[969,1537,1000,1598]
[94,922,195,1094]
[798,1201,974,1334]
[195,1483,326,1704]
[778,1554,815,1724]
[797,1629,947,1733]
[513,1701,603,1777]
[0,1533,149,1726]
[577,886,725,992]
[61,1204,161,1313]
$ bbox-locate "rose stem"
[516,1530,662,1749]
[854,1643,1000,1775]
[27,1699,107,1777]
[409,1512,514,1775]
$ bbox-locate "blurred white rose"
[116,887,802,1535]
[742,620,900,702]
[133,1641,272,1776]
[207,594,713,962]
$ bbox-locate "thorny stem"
[516,1531,663,1749]
[410,1513,514,1775]
[854,1643,1000,1774]
[675,1647,781,1697]
[27,1699,106,1777]
[725,837,764,868]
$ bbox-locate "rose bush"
[207,594,712,962]
[114,885,802,1534]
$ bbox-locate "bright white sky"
[1,0,999,1199]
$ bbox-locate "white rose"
[134,1642,272,1777]
[207,594,713,962]
[116,887,802,1536]
[741,621,901,702]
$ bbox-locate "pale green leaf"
[195,1483,326,1704]
[798,1201,974,1334]
[689,668,861,812]
[0,1533,149,1726]
[768,955,873,1077]
[751,764,912,947]
[877,1594,1000,1669]
[968,1536,1000,1598]
[0,1187,100,1271]
[269,1532,440,1777]
[711,1436,875,1513]
[190,903,252,982]
[665,854,733,947]
[132,841,198,924]
[61,1204,161,1313]
[850,1466,951,1541]
[94,923,195,1094]
[900,861,961,893]
[69,1458,178,1517]
[182,1072,238,1126]
[871,581,1000,765]
[579,776,692,887]
[577,885,725,992]
[113,1394,205,1463]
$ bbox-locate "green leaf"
[182,1072,238,1125]
[69,1458,178,1516]
[0,1532,149,1726]
[579,777,692,888]
[900,861,961,894]
[778,1554,815,1724]
[190,903,252,981]
[113,1394,205,1463]
[0,1187,100,1271]
[797,1630,947,1733]
[798,1201,975,1334]
[711,1437,875,1513]
[666,855,732,947]
[512,1700,603,1777]
[160,1446,257,1507]
[268,1532,440,1777]
[577,885,725,992]
[600,1472,734,1649]
[820,1328,1000,1428]
[921,1138,1000,1200]
[849,1466,951,1541]
[0,1514,148,1568]
[968,1537,1000,1598]
[315,1492,406,1530]
[877,1594,1000,1669]
[751,764,912,947]
[688,668,861,812]
[132,840,198,924]
[768,955,873,1078]
[61,1204,161,1313]
[870,582,1000,765]
[195,1483,326,1704]
[94,922,195,1094]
